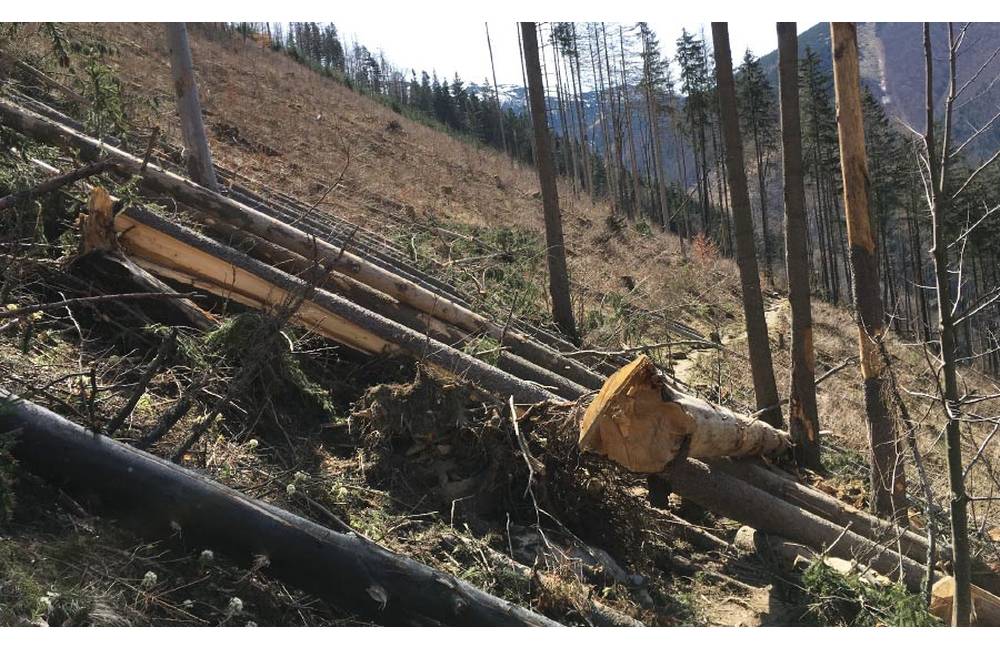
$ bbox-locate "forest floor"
[0,22,997,626]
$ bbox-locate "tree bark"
[164,23,219,191]
[830,22,907,523]
[666,458,925,590]
[0,97,604,392]
[776,23,823,470]
[520,23,578,341]
[0,391,557,626]
[921,21,972,626]
[710,23,783,429]
[105,201,561,404]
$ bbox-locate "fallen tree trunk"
[716,459,932,564]
[0,390,557,626]
[666,458,926,590]
[733,525,891,587]
[204,221,588,400]
[71,187,215,330]
[0,98,606,393]
[100,199,561,404]
[715,459,1000,595]
[579,356,791,471]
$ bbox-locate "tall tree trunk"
[619,27,643,219]
[516,24,534,164]
[751,120,773,284]
[830,22,907,523]
[922,21,972,627]
[164,23,219,191]
[711,23,783,429]
[484,22,509,158]
[521,22,578,341]
[570,24,593,199]
[777,23,823,471]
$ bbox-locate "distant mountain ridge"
[759,22,1000,160]
[468,23,1000,186]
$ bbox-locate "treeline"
[215,21,1000,375]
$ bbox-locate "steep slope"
[4,21,1000,626]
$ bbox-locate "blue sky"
[332,20,811,88]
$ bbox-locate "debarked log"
[0,98,606,393]
[579,356,791,472]
[0,390,557,626]
[94,198,559,404]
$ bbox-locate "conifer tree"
[738,49,778,284]
[777,22,822,470]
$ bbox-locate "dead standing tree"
[165,22,219,191]
[520,22,578,342]
[830,22,907,522]
[710,23,783,429]
[777,23,823,471]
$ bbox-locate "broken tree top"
[579,356,791,473]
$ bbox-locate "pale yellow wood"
[930,576,1000,625]
[579,356,790,472]
[114,213,397,356]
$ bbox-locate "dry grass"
[4,22,1000,624]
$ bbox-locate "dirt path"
[672,299,786,387]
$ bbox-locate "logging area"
[1,20,1000,628]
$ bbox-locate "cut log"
[204,221,588,400]
[930,576,1000,626]
[716,459,932,564]
[98,198,558,404]
[579,356,791,472]
[733,525,890,587]
[0,98,606,392]
[666,458,926,590]
[0,390,557,626]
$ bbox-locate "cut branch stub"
[579,356,791,472]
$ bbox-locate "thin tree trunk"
[521,22,578,341]
[830,22,907,523]
[711,23,783,429]
[777,23,823,471]
[570,24,593,199]
[484,22,509,158]
[164,23,219,191]
[922,21,972,627]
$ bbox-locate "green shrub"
[801,559,939,627]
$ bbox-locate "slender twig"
[104,331,176,437]
[0,160,112,211]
